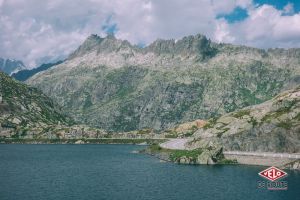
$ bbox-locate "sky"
[0,0,300,67]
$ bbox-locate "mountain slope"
[0,58,26,75]
[0,72,72,137]
[186,86,300,153]
[27,34,300,132]
[11,61,63,81]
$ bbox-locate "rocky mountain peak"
[145,34,217,60]
[146,39,176,54]
[97,34,133,52]
[105,33,116,40]
[175,34,209,49]
[68,34,103,59]
[174,34,217,59]
[68,33,135,59]
[68,33,219,62]
[85,34,103,44]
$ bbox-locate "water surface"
[0,144,299,200]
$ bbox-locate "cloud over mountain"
[0,0,299,67]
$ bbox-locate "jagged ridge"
[27,33,300,132]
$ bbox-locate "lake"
[0,144,299,200]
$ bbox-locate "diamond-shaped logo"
[258,166,287,182]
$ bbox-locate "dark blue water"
[0,145,299,200]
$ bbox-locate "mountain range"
[27,34,300,132]
[0,58,26,75]
[11,61,63,81]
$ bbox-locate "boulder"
[196,144,223,164]
[12,118,21,125]
[282,160,300,170]
[197,150,211,164]
[75,140,85,144]
[195,120,207,128]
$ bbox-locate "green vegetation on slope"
[0,72,73,136]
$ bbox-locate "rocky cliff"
[186,86,300,153]
[27,34,300,132]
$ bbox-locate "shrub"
[169,149,203,162]
[218,158,238,164]
[203,117,218,129]
[233,109,250,118]
[277,121,292,130]
[248,117,258,127]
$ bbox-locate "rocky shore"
[142,143,300,170]
[141,144,237,165]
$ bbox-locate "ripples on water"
[0,144,299,200]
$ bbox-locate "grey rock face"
[283,160,300,170]
[144,34,217,60]
[27,34,300,132]
[196,146,223,165]
[187,86,300,153]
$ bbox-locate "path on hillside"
[224,151,300,159]
[159,139,300,159]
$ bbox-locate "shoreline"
[145,150,300,170]
[141,144,300,170]
[0,138,166,145]
[1,139,299,170]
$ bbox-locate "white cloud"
[214,19,235,43]
[0,0,300,67]
[215,4,300,48]
[236,0,253,9]
[273,14,300,41]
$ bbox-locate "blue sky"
[217,7,249,23]
[220,0,300,22]
[0,0,300,67]
[255,0,300,11]
[101,15,118,34]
